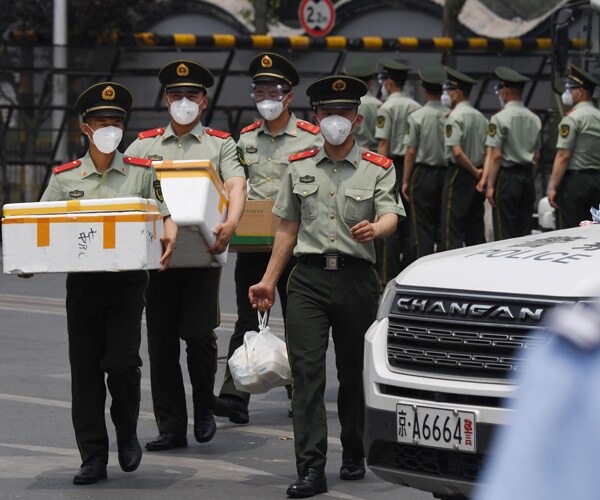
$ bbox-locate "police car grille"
[386,292,562,380]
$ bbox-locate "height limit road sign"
[299,0,336,37]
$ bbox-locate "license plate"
[396,403,476,453]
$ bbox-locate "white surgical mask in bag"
[87,125,123,154]
[169,96,200,125]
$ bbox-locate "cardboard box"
[229,200,278,252]
[2,197,163,274]
[153,160,228,267]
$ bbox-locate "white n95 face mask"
[561,89,573,107]
[318,115,354,146]
[87,125,123,154]
[169,96,200,125]
[256,99,284,121]
[441,90,452,108]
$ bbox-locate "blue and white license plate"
[396,403,476,453]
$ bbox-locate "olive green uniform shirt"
[355,91,381,150]
[124,121,245,181]
[273,142,405,264]
[556,101,600,171]
[375,92,421,156]
[485,101,541,167]
[237,113,323,201]
[444,100,488,167]
[41,150,170,217]
[404,100,448,166]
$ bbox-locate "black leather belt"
[298,254,371,270]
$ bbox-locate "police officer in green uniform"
[40,82,177,484]
[249,75,405,498]
[375,57,420,281]
[342,56,381,150]
[479,67,541,240]
[548,64,600,228]
[440,67,488,250]
[214,52,322,424]
[125,61,247,449]
[402,63,447,259]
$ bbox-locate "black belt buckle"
[325,254,341,270]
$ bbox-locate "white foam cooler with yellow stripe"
[1,197,163,274]
[153,159,229,268]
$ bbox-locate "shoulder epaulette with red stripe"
[206,128,232,139]
[138,128,165,140]
[289,149,319,162]
[240,121,263,134]
[566,109,574,116]
[362,151,393,169]
[446,110,453,117]
[124,156,152,167]
[53,160,81,174]
[297,120,320,135]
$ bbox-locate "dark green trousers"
[409,164,446,259]
[66,270,147,465]
[375,155,409,283]
[286,262,379,475]
[492,166,535,240]
[145,267,220,437]
[440,164,485,251]
[220,252,296,404]
[557,170,600,229]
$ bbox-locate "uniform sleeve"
[404,113,420,148]
[485,114,504,149]
[556,115,577,150]
[40,174,64,201]
[273,167,301,221]
[444,114,463,147]
[145,167,171,217]
[534,116,542,150]
[218,137,246,181]
[375,105,392,141]
[374,165,406,220]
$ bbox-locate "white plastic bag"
[228,312,291,394]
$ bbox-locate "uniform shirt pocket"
[293,183,319,220]
[343,187,374,223]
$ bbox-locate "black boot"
[73,456,107,485]
[286,468,328,498]
[194,406,217,443]
[117,434,142,472]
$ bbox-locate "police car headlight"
[376,280,397,321]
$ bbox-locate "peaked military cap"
[566,64,600,90]
[343,57,378,79]
[159,60,214,92]
[494,66,530,88]
[75,82,132,119]
[378,57,411,82]
[444,66,477,91]
[249,52,299,87]
[418,62,445,91]
[306,75,368,109]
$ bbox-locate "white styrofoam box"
[2,197,163,274]
[153,160,229,268]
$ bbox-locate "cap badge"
[261,55,273,68]
[101,85,115,101]
[177,63,190,77]
[332,79,346,92]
